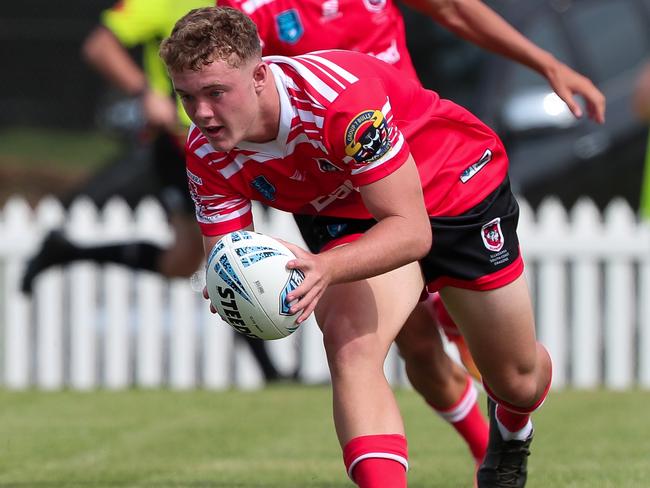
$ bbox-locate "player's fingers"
[279,239,309,259]
[587,93,606,124]
[297,289,323,323]
[202,286,209,300]
[289,281,320,315]
[287,278,311,306]
[297,302,315,324]
[210,303,217,314]
[558,90,583,119]
[294,292,320,323]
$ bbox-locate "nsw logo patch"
[344,109,391,164]
[275,9,303,44]
[481,217,504,252]
[250,175,276,201]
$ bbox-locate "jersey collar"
[234,63,292,157]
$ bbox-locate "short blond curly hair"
[160,6,262,71]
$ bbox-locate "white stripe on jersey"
[381,99,392,117]
[286,132,328,154]
[195,143,214,159]
[300,53,360,84]
[241,0,275,15]
[296,109,324,128]
[298,57,347,91]
[264,56,340,102]
[219,154,255,179]
[188,126,203,147]
[196,196,251,225]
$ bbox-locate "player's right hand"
[546,61,606,124]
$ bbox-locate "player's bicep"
[359,154,427,222]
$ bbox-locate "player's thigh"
[394,300,444,358]
[438,274,537,378]
[316,261,425,357]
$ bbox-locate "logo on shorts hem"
[460,149,492,183]
[481,217,504,252]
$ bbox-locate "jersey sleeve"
[101,0,166,47]
[185,128,253,236]
[323,78,410,187]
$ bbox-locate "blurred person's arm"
[633,62,650,122]
[82,25,178,131]
[403,0,606,124]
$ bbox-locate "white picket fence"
[0,195,649,391]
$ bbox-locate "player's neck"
[248,70,281,144]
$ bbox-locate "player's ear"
[252,62,268,93]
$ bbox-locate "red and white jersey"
[218,0,419,81]
[186,51,507,236]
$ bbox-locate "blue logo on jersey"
[250,175,276,201]
[276,9,304,44]
[279,269,305,316]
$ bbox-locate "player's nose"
[194,99,215,120]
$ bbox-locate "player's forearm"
[82,26,148,97]
[410,0,558,79]
[320,214,431,285]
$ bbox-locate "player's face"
[172,57,267,152]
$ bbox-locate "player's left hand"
[281,241,333,324]
[546,61,606,124]
[202,285,218,314]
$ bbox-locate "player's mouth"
[202,125,224,137]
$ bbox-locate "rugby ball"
[205,230,304,340]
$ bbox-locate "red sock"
[343,434,408,488]
[483,348,552,434]
[429,376,489,463]
[495,405,530,432]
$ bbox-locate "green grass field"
[0,128,121,170]
[0,387,647,487]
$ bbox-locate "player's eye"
[209,90,223,98]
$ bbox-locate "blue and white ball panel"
[206,231,303,340]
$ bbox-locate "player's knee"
[487,367,544,409]
[323,324,384,378]
[401,337,448,378]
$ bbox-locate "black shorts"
[293,177,523,292]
